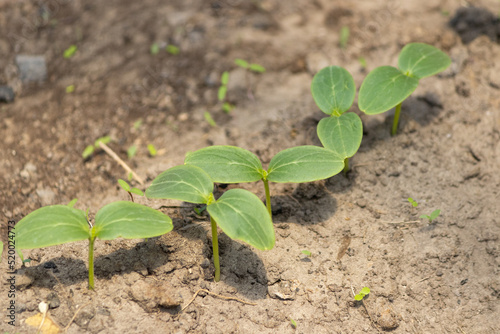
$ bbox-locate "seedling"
[82,136,111,159]
[150,43,160,55]
[63,45,77,58]
[339,26,350,49]
[420,209,441,223]
[147,144,157,157]
[66,85,75,93]
[301,250,312,257]
[311,66,363,174]
[290,318,297,329]
[218,71,234,113]
[204,111,217,127]
[118,179,144,202]
[15,201,172,289]
[358,43,451,136]
[234,59,266,73]
[146,165,274,282]
[166,44,180,55]
[127,145,137,159]
[354,287,370,301]
[408,197,418,207]
[185,144,344,216]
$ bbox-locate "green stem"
[343,157,349,176]
[391,102,403,136]
[88,237,95,290]
[263,179,272,217]
[210,216,220,282]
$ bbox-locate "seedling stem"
[88,236,96,289]
[210,216,220,282]
[343,158,349,176]
[392,102,403,136]
[263,179,272,217]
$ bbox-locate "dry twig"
[98,142,144,185]
[181,289,256,312]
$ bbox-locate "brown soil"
[1,0,499,333]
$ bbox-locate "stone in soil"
[15,55,47,83]
[0,86,15,103]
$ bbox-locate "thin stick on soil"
[63,302,92,332]
[181,289,257,312]
[98,142,144,185]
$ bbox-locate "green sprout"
[146,165,275,282]
[185,144,344,217]
[150,43,160,55]
[82,136,111,159]
[63,45,77,58]
[301,250,312,257]
[67,198,78,208]
[118,179,144,202]
[204,111,217,127]
[193,206,207,216]
[147,144,157,157]
[290,318,297,329]
[311,66,363,175]
[127,145,137,159]
[15,201,172,289]
[420,209,441,223]
[166,44,180,55]
[218,71,229,102]
[358,43,451,136]
[234,59,266,73]
[339,26,350,49]
[408,197,418,207]
[354,287,370,301]
[65,85,75,93]
[358,57,367,69]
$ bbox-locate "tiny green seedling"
[147,144,157,157]
[358,43,451,136]
[185,144,344,216]
[15,201,172,289]
[204,111,217,127]
[218,71,234,113]
[420,209,441,223]
[339,26,350,49]
[66,85,75,93]
[234,59,266,73]
[150,43,160,55]
[301,250,312,257]
[354,287,370,301]
[408,197,418,207]
[166,44,180,55]
[127,145,137,159]
[290,318,297,329]
[82,136,111,159]
[193,206,207,216]
[118,179,144,202]
[146,165,275,282]
[63,45,77,58]
[311,66,363,174]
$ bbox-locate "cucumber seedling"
[408,197,418,207]
[15,201,172,289]
[311,66,363,174]
[358,43,451,136]
[185,144,344,216]
[354,287,370,301]
[146,165,274,282]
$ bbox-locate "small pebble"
[0,86,15,103]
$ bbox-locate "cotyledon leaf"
[317,112,363,159]
[311,66,356,116]
[398,43,451,79]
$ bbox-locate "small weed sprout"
[150,43,160,55]
[204,111,217,127]
[82,136,111,159]
[218,71,234,113]
[290,318,297,329]
[146,165,275,282]
[354,287,371,301]
[339,26,350,49]
[358,43,451,136]
[408,197,418,207]
[15,201,172,289]
[301,250,312,257]
[166,44,180,55]
[63,45,77,58]
[127,145,137,159]
[147,144,157,157]
[420,209,441,223]
[118,179,144,202]
[65,85,75,93]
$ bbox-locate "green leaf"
[430,209,441,220]
[290,318,297,328]
[221,71,229,85]
[311,66,356,116]
[15,205,90,250]
[222,102,234,113]
[354,294,364,301]
[130,188,144,196]
[301,250,311,257]
[204,111,217,127]
[234,58,249,68]
[317,112,363,159]
[185,145,264,183]
[67,198,78,208]
[267,146,344,183]
[150,43,160,55]
[218,86,227,101]
[66,85,75,93]
[93,201,172,240]
[398,43,451,79]
[360,287,370,295]
[207,189,275,250]
[147,144,157,157]
[118,179,131,192]
[249,63,265,73]
[146,165,213,204]
[420,214,430,220]
[94,136,111,147]
[358,66,419,115]
[408,197,418,207]
[166,44,180,55]
[127,145,137,159]
[82,145,94,159]
[63,45,77,58]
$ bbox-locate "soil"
[1,0,500,333]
